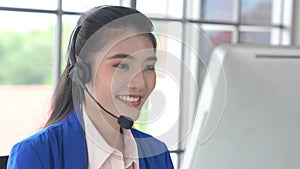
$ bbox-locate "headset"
[68,25,134,129]
[68,25,91,86]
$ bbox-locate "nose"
[129,71,146,90]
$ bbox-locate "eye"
[144,65,155,70]
[114,63,129,69]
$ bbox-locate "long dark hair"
[45,6,157,127]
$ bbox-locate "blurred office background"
[0,0,299,168]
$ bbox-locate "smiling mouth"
[117,95,142,107]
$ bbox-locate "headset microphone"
[68,25,134,129]
[82,84,134,129]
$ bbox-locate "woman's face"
[89,34,156,121]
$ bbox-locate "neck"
[84,100,125,152]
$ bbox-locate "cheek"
[147,73,156,91]
[93,67,114,95]
[111,73,128,89]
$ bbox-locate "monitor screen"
[181,44,300,169]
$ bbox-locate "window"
[0,1,293,169]
[201,0,236,22]
[0,10,55,156]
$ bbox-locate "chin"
[129,111,141,121]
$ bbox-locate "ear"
[76,55,81,62]
[69,55,81,65]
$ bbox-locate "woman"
[7,6,174,169]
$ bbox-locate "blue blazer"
[7,110,174,169]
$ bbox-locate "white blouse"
[82,108,139,169]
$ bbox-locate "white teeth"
[118,95,140,102]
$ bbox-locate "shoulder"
[131,128,153,138]
[131,128,166,147]
[131,128,163,141]
[131,128,167,147]
[130,128,168,156]
[16,111,79,146]
[8,111,83,168]
[131,128,174,168]
[7,118,66,168]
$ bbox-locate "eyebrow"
[108,54,157,61]
[146,56,157,62]
[108,54,134,60]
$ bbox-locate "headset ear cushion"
[69,62,91,85]
[76,62,91,84]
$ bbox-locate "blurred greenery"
[0,25,74,85]
[0,24,151,131]
[0,28,54,84]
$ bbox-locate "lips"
[117,95,142,107]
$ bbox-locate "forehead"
[105,34,155,57]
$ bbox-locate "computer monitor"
[181,44,300,169]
